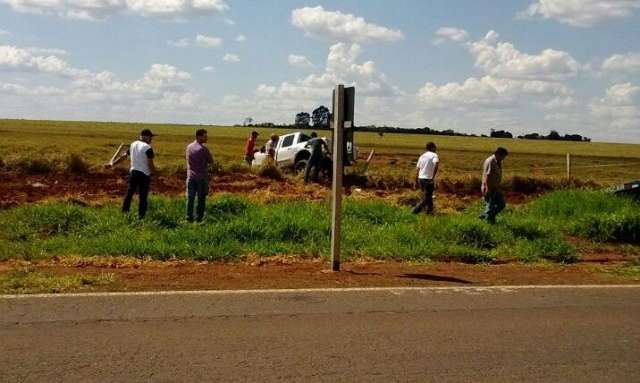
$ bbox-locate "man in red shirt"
[244,131,259,164]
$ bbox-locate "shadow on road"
[399,273,472,284]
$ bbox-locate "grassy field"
[1,119,639,184]
[1,190,638,264]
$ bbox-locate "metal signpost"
[330,84,355,272]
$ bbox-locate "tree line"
[237,108,591,142]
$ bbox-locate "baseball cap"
[140,129,157,137]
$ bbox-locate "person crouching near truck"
[106,129,156,219]
[412,142,439,215]
[185,129,214,223]
[304,132,329,184]
[265,134,279,165]
[244,131,259,165]
[480,147,508,224]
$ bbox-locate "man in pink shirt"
[185,129,214,222]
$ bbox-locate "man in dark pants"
[106,129,156,219]
[412,142,439,214]
[185,129,214,222]
[480,147,508,224]
[304,132,329,183]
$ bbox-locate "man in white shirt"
[412,142,439,214]
[107,129,156,218]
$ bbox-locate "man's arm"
[432,162,439,180]
[481,161,490,195]
[146,148,156,175]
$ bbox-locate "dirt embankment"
[0,168,549,208]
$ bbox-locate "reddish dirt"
[2,258,638,292]
[0,170,333,207]
[0,169,540,208]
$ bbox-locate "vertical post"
[331,85,345,272]
[566,153,571,181]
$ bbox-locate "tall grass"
[0,191,637,263]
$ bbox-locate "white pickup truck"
[251,131,331,172]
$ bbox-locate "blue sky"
[1,0,639,142]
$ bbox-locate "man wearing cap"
[185,129,214,222]
[106,129,156,219]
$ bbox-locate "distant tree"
[490,129,513,139]
[295,112,311,128]
[311,106,330,128]
[243,117,253,126]
[548,130,561,140]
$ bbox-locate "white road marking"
[1,284,639,299]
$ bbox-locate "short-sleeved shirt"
[483,154,502,190]
[416,151,439,180]
[128,140,154,176]
[186,140,214,180]
[245,137,257,156]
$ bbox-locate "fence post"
[566,153,571,181]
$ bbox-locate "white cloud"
[0,82,64,96]
[417,75,570,109]
[167,38,190,48]
[1,0,228,20]
[25,47,69,56]
[235,34,246,42]
[519,0,640,27]
[0,29,10,36]
[288,54,313,68]
[223,53,239,62]
[168,35,222,48]
[467,32,581,80]
[214,42,404,126]
[202,65,215,72]
[433,27,469,45]
[291,6,403,43]
[590,83,640,136]
[0,45,83,77]
[602,52,640,73]
[195,34,222,48]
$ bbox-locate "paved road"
[1,286,639,382]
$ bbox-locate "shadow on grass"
[399,273,472,284]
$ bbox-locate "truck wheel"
[294,159,308,174]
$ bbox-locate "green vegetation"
[0,269,115,294]
[1,119,639,185]
[0,190,637,264]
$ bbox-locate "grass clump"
[64,153,90,174]
[0,269,115,294]
[7,157,58,174]
[255,163,284,181]
[572,212,640,244]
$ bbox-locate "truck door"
[276,133,297,167]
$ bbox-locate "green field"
[1,190,638,263]
[1,119,639,184]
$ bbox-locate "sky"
[1,0,639,143]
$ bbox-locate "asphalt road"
[1,286,639,382]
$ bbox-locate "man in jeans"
[304,132,329,184]
[185,129,214,222]
[480,147,508,223]
[412,142,439,214]
[106,129,156,219]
